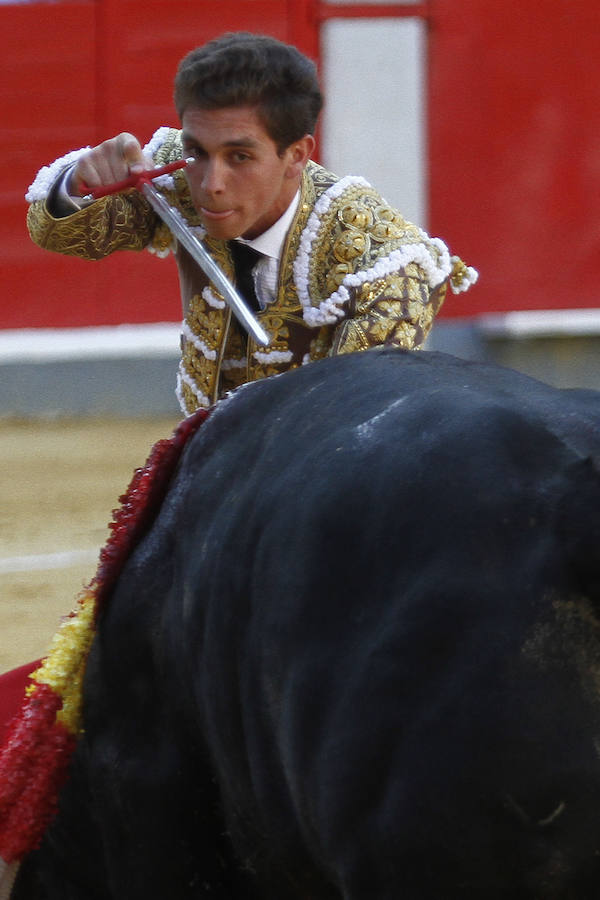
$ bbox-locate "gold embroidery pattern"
[309,326,336,362]
[181,291,228,405]
[186,300,227,355]
[179,378,208,412]
[27,191,156,259]
[274,169,318,312]
[246,316,292,381]
[331,271,448,357]
[220,321,248,393]
[302,180,428,310]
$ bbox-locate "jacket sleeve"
[26,190,160,260]
[297,174,477,358]
[328,262,448,355]
[25,127,183,260]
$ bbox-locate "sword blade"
[141,182,271,347]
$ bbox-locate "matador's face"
[181,105,313,241]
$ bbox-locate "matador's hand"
[69,133,152,197]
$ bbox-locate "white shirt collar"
[234,190,301,261]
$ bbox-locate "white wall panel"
[321,17,427,226]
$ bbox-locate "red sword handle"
[81,158,191,200]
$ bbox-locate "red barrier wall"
[428,0,600,316]
[1,0,598,327]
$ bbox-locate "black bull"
[14,348,600,899]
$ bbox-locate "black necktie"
[230,241,263,311]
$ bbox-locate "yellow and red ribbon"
[0,408,209,867]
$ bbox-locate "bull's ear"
[557,456,600,605]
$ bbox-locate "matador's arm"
[329,262,448,355]
[25,128,185,260]
[26,190,159,260]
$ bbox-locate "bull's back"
[168,349,600,897]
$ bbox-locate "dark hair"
[174,32,323,152]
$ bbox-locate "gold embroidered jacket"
[27,127,477,414]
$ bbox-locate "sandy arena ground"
[0,416,180,673]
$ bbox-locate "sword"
[83,159,271,347]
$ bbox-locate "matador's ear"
[285,134,315,178]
